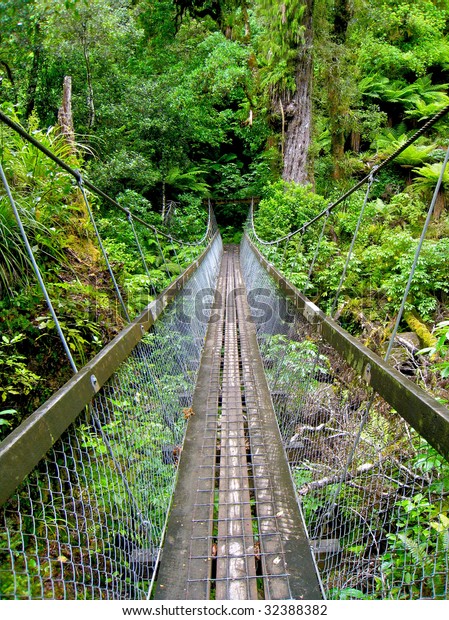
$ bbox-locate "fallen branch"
[298,462,376,495]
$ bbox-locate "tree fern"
[413,162,449,193]
[374,126,437,167]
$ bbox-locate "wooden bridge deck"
[155,246,322,600]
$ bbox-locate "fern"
[413,162,449,192]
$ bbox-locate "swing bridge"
[1,106,449,600]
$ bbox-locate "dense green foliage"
[0,104,208,432]
[0,0,448,462]
[1,0,449,600]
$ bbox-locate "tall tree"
[257,0,314,185]
[282,0,313,184]
[316,0,356,179]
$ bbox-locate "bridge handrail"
[244,233,449,462]
[250,103,449,245]
[0,110,212,247]
[0,232,219,506]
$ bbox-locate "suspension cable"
[330,174,375,317]
[155,232,173,280]
[304,209,330,292]
[250,103,449,245]
[0,162,78,373]
[0,109,211,248]
[125,208,158,297]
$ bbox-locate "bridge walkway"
[155,245,322,600]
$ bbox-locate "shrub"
[254,181,327,241]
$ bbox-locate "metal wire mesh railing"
[0,107,224,599]
[0,108,217,446]
[0,234,222,600]
[240,235,449,600]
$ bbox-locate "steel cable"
[250,103,449,246]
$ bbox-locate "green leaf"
[0,409,16,416]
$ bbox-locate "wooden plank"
[216,248,258,600]
[157,244,323,600]
[235,247,323,600]
[155,247,225,599]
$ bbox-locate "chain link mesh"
[0,236,222,600]
[241,235,449,600]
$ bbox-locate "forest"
[1,0,449,601]
[2,0,449,425]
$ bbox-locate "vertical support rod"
[330,174,375,317]
[385,145,449,362]
[76,175,130,322]
[126,209,157,298]
[304,211,329,293]
[0,162,78,373]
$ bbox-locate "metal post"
[0,162,78,373]
[76,174,130,322]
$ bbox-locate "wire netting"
[0,235,222,600]
[0,110,215,431]
[240,235,449,601]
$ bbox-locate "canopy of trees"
[2,0,448,198]
[1,0,449,420]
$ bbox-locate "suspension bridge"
[1,106,449,600]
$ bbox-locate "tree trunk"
[433,190,445,220]
[57,76,75,149]
[327,1,353,179]
[351,131,361,153]
[0,61,17,103]
[282,0,314,185]
[243,4,250,42]
[404,310,437,349]
[331,129,345,180]
[162,180,166,222]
